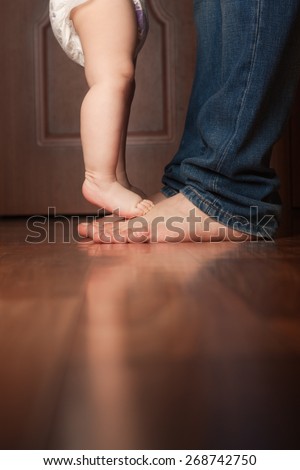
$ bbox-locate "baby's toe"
[136,200,153,214]
[143,199,154,209]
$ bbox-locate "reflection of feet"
[78,193,252,243]
[82,178,154,218]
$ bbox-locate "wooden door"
[0,0,196,215]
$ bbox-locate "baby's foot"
[129,185,147,199]
[82,177,154,218]
[116,171,147,200]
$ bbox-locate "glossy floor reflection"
[0,219,299,449]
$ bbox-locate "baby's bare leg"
[71,0,153,218]
[115,82,134,190]
[116,84,148,200]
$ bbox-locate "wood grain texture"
[0,219,299,449]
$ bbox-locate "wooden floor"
[0,218,299,450]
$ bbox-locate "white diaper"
[49,0,148,67]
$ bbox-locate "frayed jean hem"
[180,186,278,240]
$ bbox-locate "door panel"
[0,0,196,215]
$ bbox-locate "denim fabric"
[162,0,300,238]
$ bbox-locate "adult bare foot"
[79,193,252,243]
[78,191,166,239]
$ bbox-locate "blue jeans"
[162,0,300,238]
